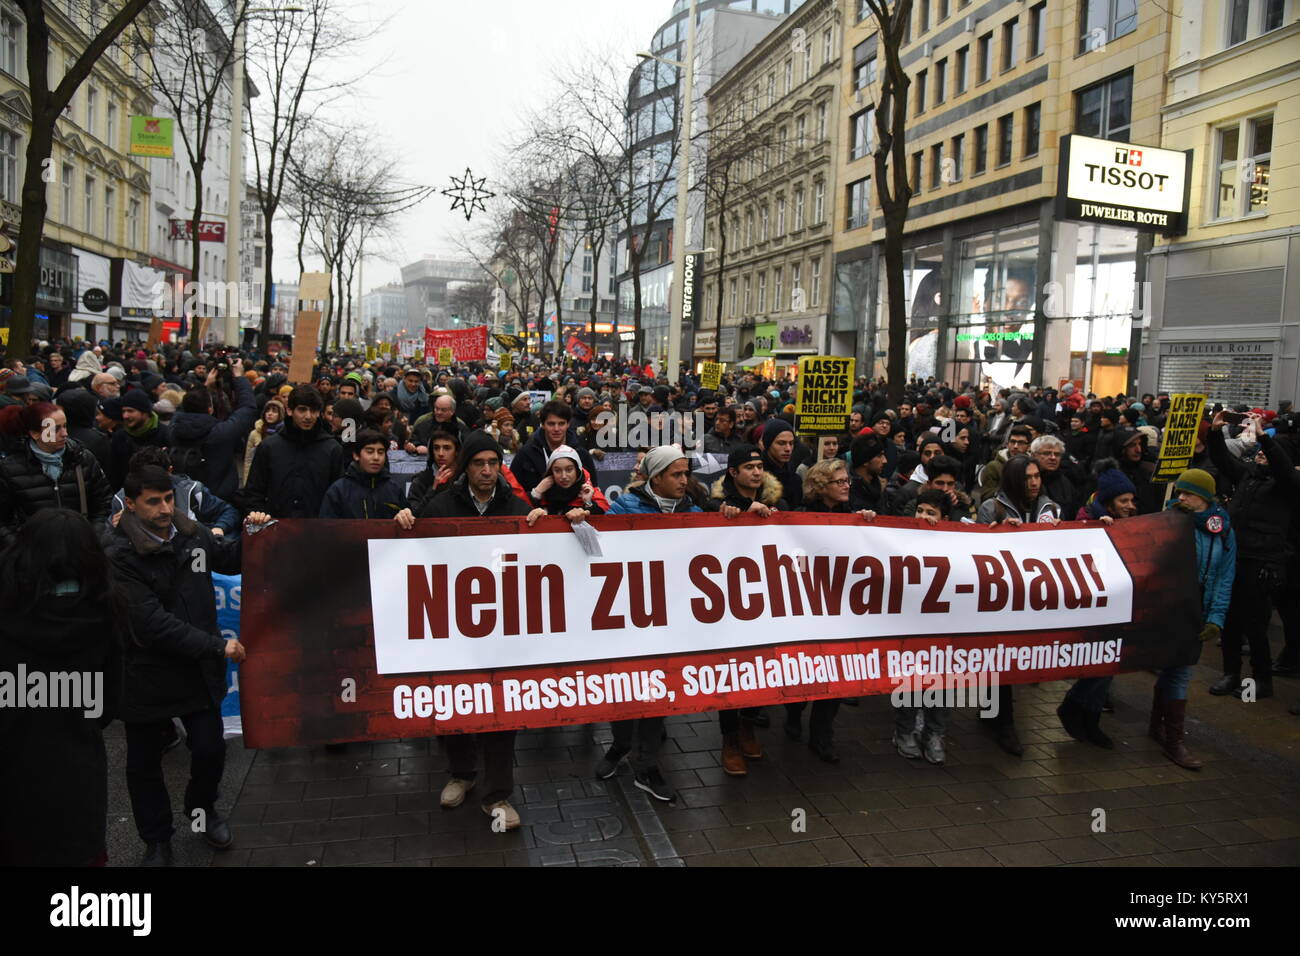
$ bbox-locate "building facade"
[0,4,159,342]
[616,0,810,364]
[834,0,1176,395]
[700,0,845,375]
[1140,0,1298,408]
[361,282,410,342]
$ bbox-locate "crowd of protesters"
[1,335,1298,865]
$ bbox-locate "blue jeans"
[1155,665,1192,701]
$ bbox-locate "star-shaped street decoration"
[442,168,495,221]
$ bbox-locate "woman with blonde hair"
[241,398,286,485]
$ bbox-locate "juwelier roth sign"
[1056,134,1192,235]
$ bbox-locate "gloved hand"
[1199,622,1221,643]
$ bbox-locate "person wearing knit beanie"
[1173,467,1216,504]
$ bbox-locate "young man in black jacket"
[394,431,543,830]
[168,359,257,500]
[319,429,408,519]
[107,465,269,866]
[240,384,345,518]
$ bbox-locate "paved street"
[105,630,1300,868]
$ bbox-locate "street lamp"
[637,0,696,383]
[226,5,304,347]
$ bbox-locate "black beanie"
[457,429,504,476]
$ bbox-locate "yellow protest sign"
[366,346,377,361]
[414,350,424,363]
[379,342,391,355]
[500,353,512,371]
[700,361,723,392]
[1153,393,1207,481]
[795,356,855,435]
[437,347,454,366]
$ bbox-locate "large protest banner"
[424,325,488,361]
[240,512,1199,748]
[213,573,243,738]
[1153,393,1207,481]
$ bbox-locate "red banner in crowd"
[240,512,1200,748]
[423,325,488,362]
[567,335,593,363]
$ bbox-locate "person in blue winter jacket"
[1151,468,1236,770]
[319,429,408,520]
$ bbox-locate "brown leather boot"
[1161,698,1202,770]
[721,733,747,776]
[1148,688,1164,743]
[737,721,763,759]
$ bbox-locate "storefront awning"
[735,356,768,368]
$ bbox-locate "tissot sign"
[1056,134,1191,235]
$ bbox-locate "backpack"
[170,438,211,488]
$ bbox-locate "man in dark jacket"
[240,384,345,518]
[510,400,598,498]
[107,465,267,865]
[109,387,171,490]
[1207,415,1300,700]
[395,430,537,830]
[1113,427,1163,515]
[0,402,113,546]
[319,429,408,519]
[168,359,257,500]
[759,416,803,509]
[56,386,112,473]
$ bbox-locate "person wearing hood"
[394,430,540,832]
[1110,426,1163,515]
[56,386,112,473]
[1206,411,1299,701]
[319,429,408,519]
[66,349,103,388]
[392,368,430,420]
[239,384,345,518]
[108,387,171,490]
[525,444,608,518]
[241,398,286,486]
[1147,469,1237,768]
[168,360,256,501]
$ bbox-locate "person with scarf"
[0,402,113,546]
[108,388,170,490]
[758,417,804,509]
[525,444,608,520]
[241,398,286,486]
[392,368,430,420]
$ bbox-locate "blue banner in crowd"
[213,573,242,738]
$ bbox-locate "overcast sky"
[271,0,672,292]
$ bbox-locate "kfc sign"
[169,219,227,243]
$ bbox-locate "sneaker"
[922,734,945,765]
[893,731,922,759]
[634,767,676,803]
[163,720,184,754]
[440,777,476,809]
[482,800,521,831]
[593,745,629,780]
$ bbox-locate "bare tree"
[243,0,378,344]
[862,0,914,404]
[132,0,255,321]
[6,0,155,354]
[447,282,493,328]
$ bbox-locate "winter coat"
[56,386,113,473]
[709,471,787,510]
[111,474,241,535]
[1039,466,1080,521]
[608,478,704,515]
[241,417,283,486]
[104,510,239,722]
[1118,455,1164,516]
[239,419,345,518]
[510,426,599,499]
[977,448,1012,505]
[410,413,468,449]
[108,415,171,491]
[0,437,113,546]
[1208,429,1299,564]
[319,463,409,519]
[529,467,610,515]
[168,375,257,500]
[762,452,804,509]
[1164,500,1237,667]
[0,594,123,865]
[975,490,1061,525]
[702,428,745,457]
[850,474,890,514]
[415,472,532,519]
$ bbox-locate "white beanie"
[642,444,686,481]
[545,444,583,474]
